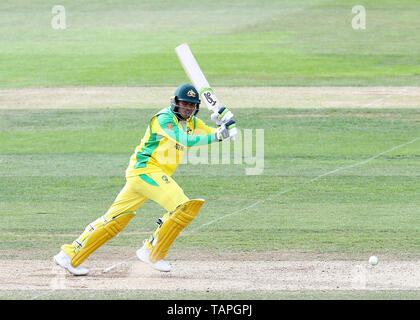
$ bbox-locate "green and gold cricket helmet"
[171,84,200,116]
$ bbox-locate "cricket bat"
[175,43,236,139]
[175,43,220,113]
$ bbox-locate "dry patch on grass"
[0,87,419,109]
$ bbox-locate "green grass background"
[1,108,419,257]
[1,0,420,87]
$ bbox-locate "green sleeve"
[157,114,217,147]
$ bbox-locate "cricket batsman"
[54,84,237,275]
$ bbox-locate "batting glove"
[211,106,234,126]
[215,120,237,142]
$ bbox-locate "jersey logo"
[166,123,174,130]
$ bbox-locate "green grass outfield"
[0,107,419,300]
[1,0,420,87]
[1,107,419,257]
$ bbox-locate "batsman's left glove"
[215,120,237,142]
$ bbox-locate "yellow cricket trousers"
[61,171,190,257]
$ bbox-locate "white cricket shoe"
[136,240,171,272]
[53,250,89,276]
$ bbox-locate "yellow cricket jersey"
[126,107,217,177]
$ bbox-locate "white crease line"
[192,136,420,231]
[362,95,392,108]
[33,255,137,298]
[361,88,407,108]
[30,290,57,300]
[102,255,137,273]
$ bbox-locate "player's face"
[178,100,196,120]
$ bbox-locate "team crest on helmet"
[187,89,196,97]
